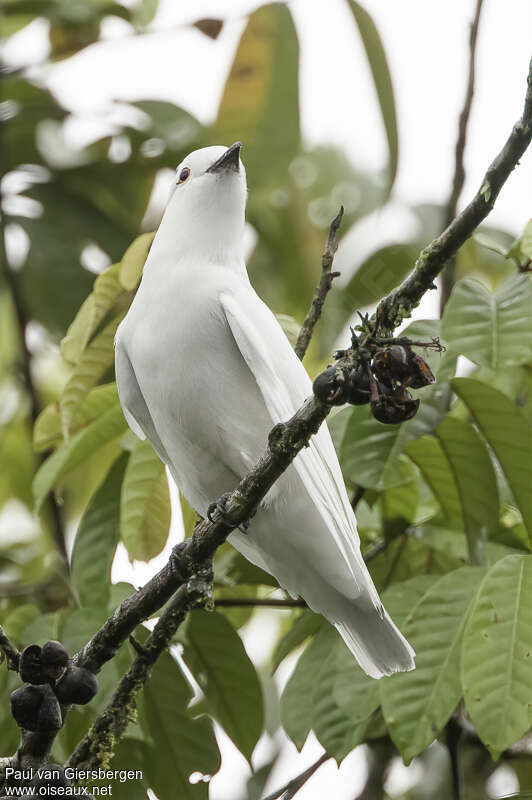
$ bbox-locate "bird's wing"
[115,335,171,465]
[220,288,381,608]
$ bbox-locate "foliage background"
[1,1,532,798]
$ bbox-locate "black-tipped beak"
[207,142,242,174]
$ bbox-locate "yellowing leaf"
[120,439,171,561]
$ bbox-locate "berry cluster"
[11,640,98,733]
[313,343,436,424]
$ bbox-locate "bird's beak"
[207,142,242,174]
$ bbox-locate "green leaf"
[271,609,324,673]
[311,627,373,761]
[347,0,398,191]
[61,263,124,366]
[380,566,486,763]
[453,378,532,539]
[33,401,128,511]
[330,407,411,490]
[120,439,170,561]
[60,315,123,438]
[330,576,439,758]
[211,3,300,189]
[179,491,198,539]
[435,416,499,563]
[379,460,419,539]
[281,623,334,750]
[338,244,418,314]
[34,383,119,453]
[132,0,158,28]
[143,651,220,799]
[462,555,532,755]
[369,533,460,590]
[71,453,127,608]
[183,610,263,762]
[521,219,532,260]
[442,276,532,369]
[405,436,463,528]
[119,232,155,291]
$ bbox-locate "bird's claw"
[207,493,250,534]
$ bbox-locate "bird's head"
[157,142,247,265]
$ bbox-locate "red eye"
[178,167,190,184]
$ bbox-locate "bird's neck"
[146,206,247,275]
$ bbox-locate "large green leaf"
[380,566,486,763]
[453,378,532,538]
[379,460,419,539]
[435,417,499,563]
[347,0,398,191]
[311,627,372,761]
[61,262,126,365]
[33,401,128,511]
[442,275,532,369]
[143,651,220,800]
[118,231,155,291]
[281,577,438,758]
[271,609,324,673]
[34,383,119,453]
[462,555,532,756]
[211,3,300,189]
[71,453,127,608]
[281,623,334,750]
[60,315,123,437]
[369,533,460,590]
[183,610,263,762]
[335,244,418,316]
[330,397,445,492]
[405,436,463,528]
[330,407,411,490]
[120,439,170,561]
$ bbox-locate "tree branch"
[5,56,532,772]
[0,627,20,672]
[262,753,329,800]
[294,206,343,360]
[440,0,484,312]
[376,55,532,332]
[67,565,212,770]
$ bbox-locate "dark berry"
[54,666,98,705]
[345,368,371,405]
[41,640,69,680]
[19,645,45,685]
[312,365,347,405]
[11,684,62,732]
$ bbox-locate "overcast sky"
[4,1,532,797]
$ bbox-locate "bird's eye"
[177,167,190,184]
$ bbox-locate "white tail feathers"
[335,602,415,679]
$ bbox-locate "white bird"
[115,143,415,678]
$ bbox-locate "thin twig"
[446,718,463,800]
[7,58,532,771]
[215,597,305,608]
[0,626,20,672]
[440,0,484,312]
[294,206,343,360]
[376,56,532,332]
[262,753,329,800]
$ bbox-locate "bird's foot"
[207,493,251,534]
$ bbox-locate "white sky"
[4,1,532,797]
